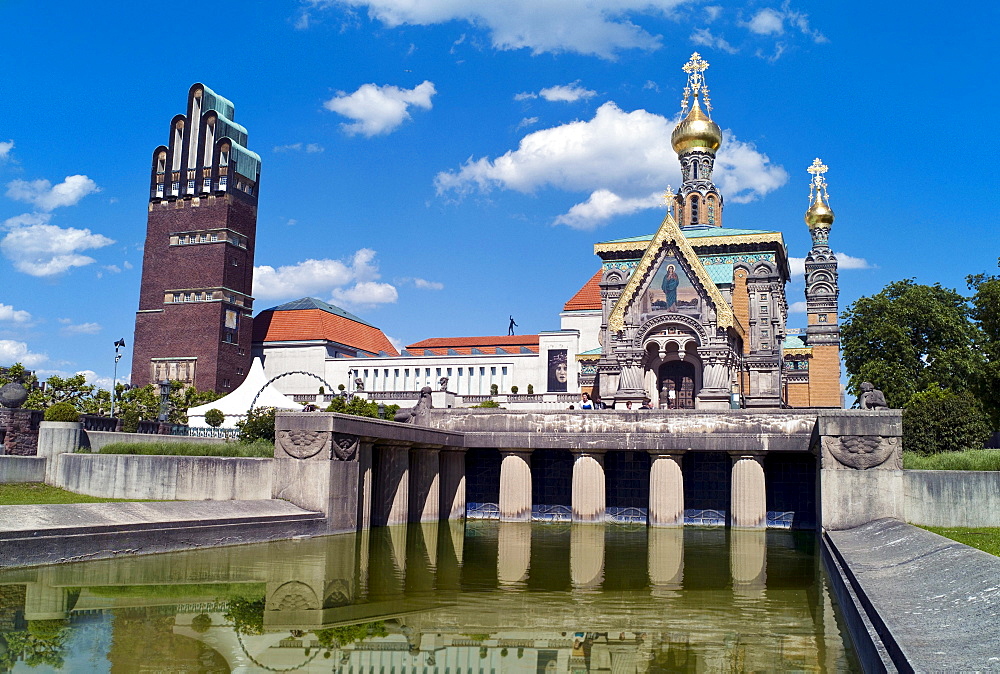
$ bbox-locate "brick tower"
[131,83,260,394]
[803,158,843,407]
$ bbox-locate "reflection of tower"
[671,53,724,228]
[803,159,843,407]
[131,83,260,394]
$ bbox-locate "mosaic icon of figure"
[661,264,679,311]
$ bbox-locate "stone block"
[820,469,903,530]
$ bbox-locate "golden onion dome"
[805,198,835,229]
[671,99,722,154]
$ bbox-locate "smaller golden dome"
[805,198,835,229]
[671,99,722,154]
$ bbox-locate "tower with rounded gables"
[131,83,261,393]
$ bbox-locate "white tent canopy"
[188,358,303,428]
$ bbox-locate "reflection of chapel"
[248,54,843,410]
[571,53,842,409]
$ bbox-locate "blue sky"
[1,0,997,388]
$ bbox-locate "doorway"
[658,360,697,409]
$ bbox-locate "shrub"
[237,407,275,444]
[510,385,518,394]
[318,386,325,395]
[204,408,225,428]
[903,385,992,454]
[120,409,141,433]
[472,400,502,408]
[326,397,399,419]
[338,384,346,392]
[44,403,79,422]
[527,384,534,394]
[490,383,499,396]
[98,440,273,457]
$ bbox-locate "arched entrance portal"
[658,361,697,409]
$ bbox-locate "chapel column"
[730,528,767,595]
[356,441,374,531]
[647,527,684,594]
[648,452,685,527]
[499,449,532,522]
[374,442,409,527]
[730,452,766,529]
[571,450,606,523]
[409,446,440,523]
[497,521,532,586]
[439,448,466,520]
[570,524,606,589]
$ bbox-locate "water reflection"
[0,522,858,672]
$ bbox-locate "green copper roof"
[579,347,603,356]
[201,85,235,122]
[704,263,734,285]
[783,334,807,349]
[262,297,373,327]
[600,227,781,245]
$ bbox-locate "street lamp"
[111,338,126,418]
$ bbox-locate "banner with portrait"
[547,349,568,392]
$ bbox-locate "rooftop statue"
[858,382,888,410]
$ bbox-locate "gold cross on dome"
[807,158,828,177]
[682,52,709,76]
[662,185,675,205]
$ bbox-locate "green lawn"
[0,483,158,505]
[920,526,1000,557]
[96,439,273,457]
[903,449,1000,471]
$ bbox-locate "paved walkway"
[828,518,1000,672]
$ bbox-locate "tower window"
[819,314,828,323]
[203,178,212,191]
[691,162,699,180]
[187,180,195,192]
[689,195,699,224]
[219,176,228,190]
[155,183,164,196]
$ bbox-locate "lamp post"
[158,379,171,423]
[111,339,126,418]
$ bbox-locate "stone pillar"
[409,447,440,523]
[440,449,466,521]
[730,453,766,529]
[37,421,81,484]
[571,451,606,523]
[374,443,409,527]
[647,527,684,594]
[24,575,68,621]
[648,452,685,527]
[499,450,532,522]
[356,441,373,531]
[570,524,605,589]
[497,521,532,586]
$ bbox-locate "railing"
[292,394,335,403]
[507,394,541,403]
[136,420,161,434]
[185,426,241,439]
[555,394,579,403]
[80,414,119,432]
[366,391,422,401]
[463,395,491,404]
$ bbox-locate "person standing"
[508,316,518,336]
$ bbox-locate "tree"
[325,396,399,419]
[0,363,38,390]
[902,385,991,454]
[237,407,275,444]
[204,408,225,428]
[968,260,1000,427]
[25,373,96,411]
[841,279,984,407]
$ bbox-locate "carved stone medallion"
[822,435,900,470]
[332,433,359,461]
[276,429,330,459]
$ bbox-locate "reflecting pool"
[0,522,858,671]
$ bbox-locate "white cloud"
[788,300,808,313]
[254,248,399,307]
[385,334,403,352]
[435,101,786,228]
[0,304,31,324]
[747,3,826,44]
[0,140,12,161]
[516,117,539,130]
[123,260,134,270]
[643,80,660,92]
[554,189,662,230]
[748,8,784,35]
[789,252,872,278]
[273,142,326,153]
[308,0,687,57]
[332,281,399,306]
[1,216,115,276]
[324,81,436,137]
[539,82,597,103]
[0,340,47,367]
[413,278,444,290]
[6,175,100,211]
[61,322,102,336]
[690,27,738,54]
[704,5,722,21]
[513,91,537,101]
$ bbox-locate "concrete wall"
[54,454,273,501]
[0,456,46,483]
[904,470,1000,527]
[83,430,228,452]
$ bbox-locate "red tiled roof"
[563,270,602,311]
[406,335,540,352]
[253,308,399,356]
